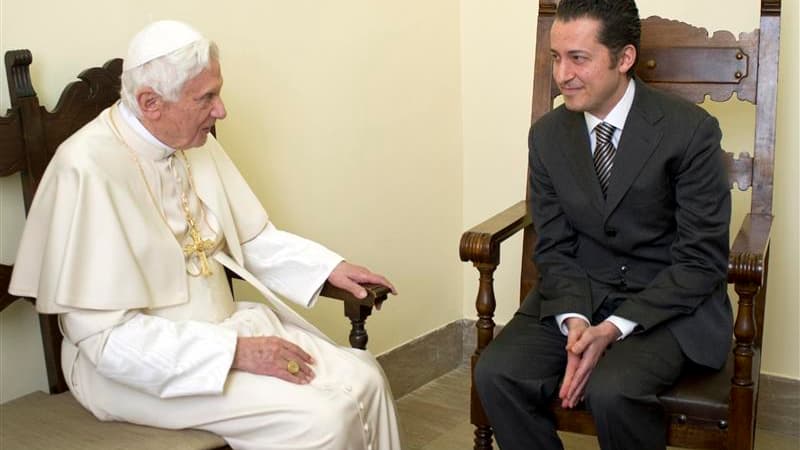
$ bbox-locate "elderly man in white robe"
[9,20,402,450]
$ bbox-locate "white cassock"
[9,102,402,450]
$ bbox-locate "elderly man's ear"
[136,89,163,120]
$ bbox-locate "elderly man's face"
[156,59,227,149]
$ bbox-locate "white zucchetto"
[123,20,204,72]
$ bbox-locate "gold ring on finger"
[287,359,300,375]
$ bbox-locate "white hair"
[120,39,219,116]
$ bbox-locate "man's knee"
[474,344,505,398]
[475,343,550,408]
[584,366,651,414]
[583,372,623,414]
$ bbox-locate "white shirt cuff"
[95,314,237,398]
[555,313,590,336]
[605,315,638,340]
[242,222,343,308]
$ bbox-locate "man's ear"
[136,88,162,120]
[617,44,637,74]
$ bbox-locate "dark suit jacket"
[520,78,732,369]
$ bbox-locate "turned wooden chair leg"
[730,280,759,450]
[472,262,499,450]
[345,302,373,350]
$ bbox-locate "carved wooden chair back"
[460,1,781,449]
[0,50,123,394]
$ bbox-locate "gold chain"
[174,150,215,277]
[109,108,216,277]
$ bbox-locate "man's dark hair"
[555,0,641,76]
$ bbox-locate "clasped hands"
[559,318,621,408]
[232,261,396,384]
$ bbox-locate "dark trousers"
[474,307,687,450]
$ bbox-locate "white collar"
[118,101,176,160]
[584,78,636,134]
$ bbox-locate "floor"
[396,365,799,450]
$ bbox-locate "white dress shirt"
[555,78,639,340]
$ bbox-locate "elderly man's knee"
[353,355,389,395]
[299,394,364,446]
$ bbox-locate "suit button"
[605,228,617,237]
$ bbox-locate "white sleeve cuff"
[241,222,343,308]
[96,314,237,398]
[554,313,590,336]
[605,315,638,340]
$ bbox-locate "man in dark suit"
[474,1,732,449]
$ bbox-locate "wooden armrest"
[226,268,390,307]
[728,213,772,286]
[322,282,391,350]
[459,200,531,265]
[320,282,391,308]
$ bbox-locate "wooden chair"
[0,49,390,449]
[459,1,781,449]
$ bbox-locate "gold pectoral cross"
[183,218,215,277]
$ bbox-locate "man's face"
[550,17,633,119]
[153,59,227,149]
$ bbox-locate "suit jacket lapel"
[604,80,664,217]
[560,110,606,213]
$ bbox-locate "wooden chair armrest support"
[460,200,531,447]
[459,200,531,265]
[728,213,772,286]
[321,282,391,350]
[728,213,772,350]
[726,213,772,433]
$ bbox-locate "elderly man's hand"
[327,261,397,304]
[232,336,315,384]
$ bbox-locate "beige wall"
[461,0,799,380]
[1,0,797,404]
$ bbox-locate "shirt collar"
[118,101,176,160]
[584,78,636,134]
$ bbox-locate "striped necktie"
[593,122,616,196]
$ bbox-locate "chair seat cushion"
[659,346,759,421]
[0,391,227,450]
